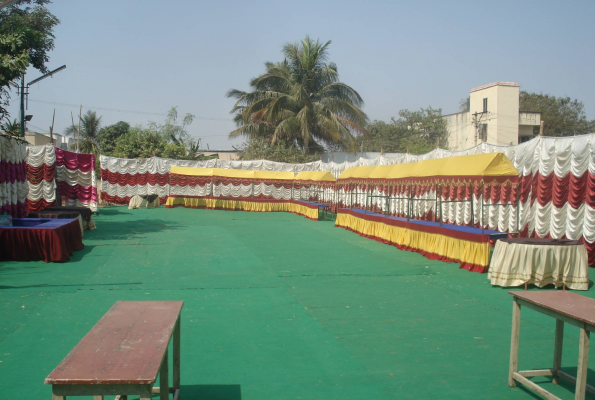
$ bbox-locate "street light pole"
[19,65,66,137]
[20,75,25,137]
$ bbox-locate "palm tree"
[227,36,368,153]
[0,118,20,138]
[64,110,102,154]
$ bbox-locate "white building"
[444,82,541,151]
[24,130,74,149]
[199,149,240,161]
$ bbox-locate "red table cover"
[0,219,84,262]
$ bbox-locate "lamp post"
[20,65,66,137]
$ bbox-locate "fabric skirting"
[165,196,318,221]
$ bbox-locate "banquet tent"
[337,153,519,226]
[293,171,336,205]
[166,166,325,220]
[334,153,520,272]
[100,133,595,268]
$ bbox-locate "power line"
[28,99,234,122]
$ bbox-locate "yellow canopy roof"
[311,171,336,182]
[294,171,316,180]
[170,166,294,180]
[253,170,295,180]
[337,153,518,182]
[337,166,377,180]
[295,171,336,182]
[211,168,254,179]
[170,166,214,176]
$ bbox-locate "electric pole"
[20,75,26,137]
[471,111,486,146]
[19,65,66,138]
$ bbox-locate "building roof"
[470,81,520,93]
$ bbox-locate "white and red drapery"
[100,156,220,205]
[26,144,56,212]
[55,148,98,211]
[354,179,518,233]
[26,146,97,212]
[168,172,295,201]
[100,133,595,267]
[0,136,28,217]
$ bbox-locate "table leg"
[174,317,181,391]
[52,386,65,399]
[553,319,564,384]
[160,348,169,400]
[575,326,590,400]
[509,298,521,387]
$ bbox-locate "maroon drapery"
[0,219,84,262]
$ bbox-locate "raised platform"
[335,208,509,272]
[165,196,319,221]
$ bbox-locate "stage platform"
[165,196,320,220]
[335,208,509,272]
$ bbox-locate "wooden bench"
[45,301,183,400]
[509,291,595,400]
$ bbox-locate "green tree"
[519,91,594,136]
[358,107,447,154]
[0,0,59,122]
[97,121,130,155]
[112,127,217,161]
[238,137,320,163]
[228,36,368,154]
[111,128,169,159]
[149,106,195,145]
[0,118,21,138]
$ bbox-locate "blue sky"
[8,0,595,149]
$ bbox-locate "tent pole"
[516,183,520,234]
[481,184,485,234]
[470,187,474,227]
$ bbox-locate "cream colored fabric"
[488,241,590,290]
[82,215,96,231]
[128,195,160,209]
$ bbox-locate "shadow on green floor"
[180,384,241,400]
[87,219,183,240]
[97,207,133,216]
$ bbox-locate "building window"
[483,98,488,113]
[480,124,487,142]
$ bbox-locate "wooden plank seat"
[45,301,183,400]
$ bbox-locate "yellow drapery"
[335,211,490,270]
[165,197,318,220]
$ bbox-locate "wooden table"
[509,291,595,400]
[45,301,183,399]
[44,206,96,230]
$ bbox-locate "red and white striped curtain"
[0,136,28,217]
[55,148,98,211]
[26,144,56,212]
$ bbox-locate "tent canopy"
[294,171,336,182]
[170,166,294,180]
[337,166,377,181]
[170,167,214,177]
[338,153,518,182]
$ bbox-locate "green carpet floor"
[1,207,594,399]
